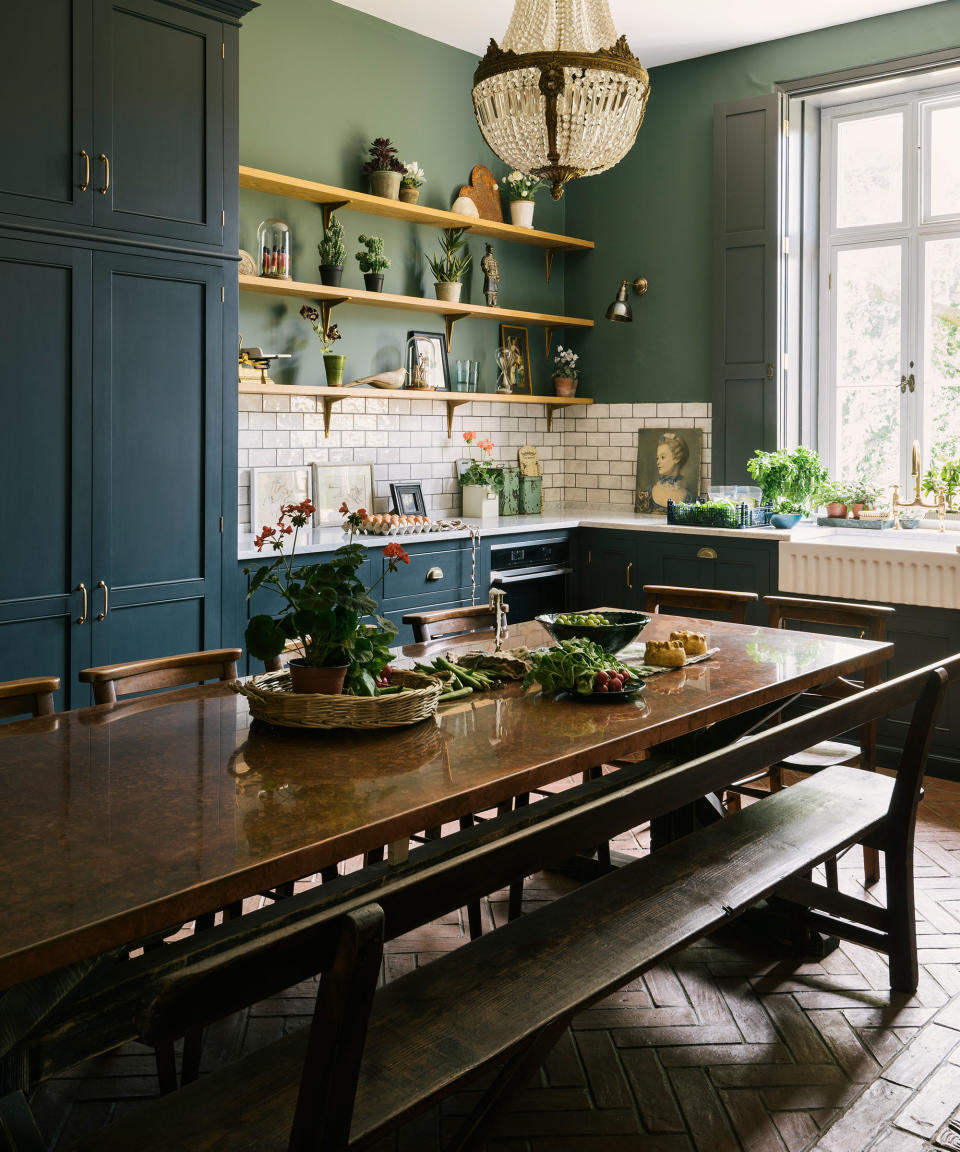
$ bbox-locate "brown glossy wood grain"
[0,616,892,991]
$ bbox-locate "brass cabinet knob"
[697,547,718,560]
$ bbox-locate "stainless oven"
[488,537,572,623]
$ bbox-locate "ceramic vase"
[434,281,462,303]
[288,660,348,695]
[369,171,402,199]
[461,483,499,521]
[509,200,535,228]
[553,376,577,397]
[399,186,419,204]
[323,353,346,388]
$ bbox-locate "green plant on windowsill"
[922,455,960,510]
[425,228,472,283]
[746,446,828,513]
[848,480,883,509]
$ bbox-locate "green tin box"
[519,475,542,514]
[498,466,520,516]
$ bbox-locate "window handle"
[900,373,915,394]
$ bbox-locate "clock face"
[238,249,257,277]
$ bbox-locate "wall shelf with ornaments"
[238,379,592,438]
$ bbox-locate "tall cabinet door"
[0,0,93,227]
[92,0,224,247]
[0,238,92,709]
[90,251,223,667]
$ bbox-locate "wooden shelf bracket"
[444,396,473,437]
[545,248,559,283]
[320,297,350,339]
[443,314,464,353]
[321,393,350,439]
[320,200,349,230]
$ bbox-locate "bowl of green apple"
[536,609,650,654]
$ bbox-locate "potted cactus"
[362,137,406,200]
[317,214,346,287]
[425,228,471,303]
[355,234,389,292]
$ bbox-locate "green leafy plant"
[815,478,853,507]
[361,137,405,176]
[746,446,828,513]
[523,638,641,696]
[425,228,472,283]
[355,233,390,274]
[458,430,503,491]
[317,214,345,266]
[922,455,960,508]
[553,346,579,380]
[848,480,883,508]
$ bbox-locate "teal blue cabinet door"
[0,238,93,710]
[90,251,223,668]
[92,0,224,247]
[0,0,93,228]
[576,530,639,610]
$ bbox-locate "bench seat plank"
[73,764,893,1152]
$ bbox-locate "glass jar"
[256,218,292,280]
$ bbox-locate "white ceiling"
[331,0,946,68]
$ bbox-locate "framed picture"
[406,330,450,392]
[634,429,703,515]
[390,481,427,517]
[498,324,532,395]
[250,466,312,532]
[311,463,374,523]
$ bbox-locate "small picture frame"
[312,463,374,523]
[498,324,532,394]
[250,466,312,532]
[406,330,450,392]
[390,481,427,517]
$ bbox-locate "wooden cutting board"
[457,165,503,222]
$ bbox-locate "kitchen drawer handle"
[98,153,110,194]
[80,149,90,192]
[76,583,87,625]
[626,561,633,590]
[697,547,718,560]
[96,579,108,621]
[426,566,444,581]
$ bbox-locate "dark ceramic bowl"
[536,610,650,654]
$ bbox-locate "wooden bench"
[4,658,955,1152]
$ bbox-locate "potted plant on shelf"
[300,306,345,387]
[503,170,543,228]
[848,479,882,520]
[552,345,579,397]
[317,213,346,287]
[815,478,852,519]
[746,445,828,527]
[458,430,502,520]
[400,161,425,204]
[244,501,408,695]
[355,233,390,292]
[362,137,406,200]
[425,228,472,303]
[923,454,960,512]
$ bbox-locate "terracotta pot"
[509,199,535,228]
[825,501,847,518]
[399,186,419,204]
[323,354,346,387]
[849,503,865,519]
[434,281,462,303]
[369,171,402,199]
[553,376,577,397]
[288,660,348,695]
[363,272,384,293]
[318,264,343,287]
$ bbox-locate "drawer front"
[381,545,471,601]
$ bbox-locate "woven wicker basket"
[231,668,443,730]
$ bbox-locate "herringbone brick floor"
[30,774,960,1151]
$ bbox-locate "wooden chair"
[402,602,507,649]
[643,584,759,624]
[79,649,241,704]
[0,677,59,721]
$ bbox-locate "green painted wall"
[238,0,568,393]
[564,0,960,403]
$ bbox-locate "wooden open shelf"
[239,165,594,282]
[238,274,593,354]
[239,380,592,438]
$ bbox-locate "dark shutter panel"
[711,93,784,485]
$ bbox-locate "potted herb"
[300,306,345,387]
[458,430,502,520]
[425,228,471,303]
[746,446,828,521]
[552,345,579,397]
[355,233,390,292]
[362,137,406,200]
[244,500,408,695]
[317,213,345,287]
[848,480,882,520]
[400,161,425,204]
[816,478,852,519]
[503,170,543,227]
[923,455,960,511]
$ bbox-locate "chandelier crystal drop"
[472,0,650,200]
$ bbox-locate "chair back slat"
[643,585,758,625]
[79,650,241,704]
[0,677,60,721]
[403,603,508,644]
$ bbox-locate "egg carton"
[348,517,470,536]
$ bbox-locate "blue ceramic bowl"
[899,516,921,530]
[536,610,649,654]
[770,512,802,529]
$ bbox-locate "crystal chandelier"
[472,0,650,200]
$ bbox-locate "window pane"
[929,106,960,218]
[834,245,902,486]
[836,113,903,228]
[923,236,960,463]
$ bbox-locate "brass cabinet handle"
[76,583,88,625]
[98,153,110,194]
[80,149,90,191]
[626,561,633,590]
[697,547,718,560]
[96,579,109,621]
[426,566,443,581]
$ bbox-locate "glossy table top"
[0,616,891,989]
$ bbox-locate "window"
[819,87,960,491]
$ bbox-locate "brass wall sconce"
[605,277,649,323]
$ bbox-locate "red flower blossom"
[463,430,476,443]
[383,540,410,565]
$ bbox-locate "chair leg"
[154,1041,178,1096]
[886,847,918,993]
[180,1025,204,1086]
[862,846,881,887]
[824,855,839,890]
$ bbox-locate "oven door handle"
[490,566,573,585]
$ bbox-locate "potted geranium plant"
[362,137,406,199]
[400,161,425,204]
[355,233,389,292]
[458,430,502,520]
[816,478,852,519]
[317,213,346,287]
[244,500,409,695]
[552,345,579,397]
[425,228,471,303]
[300,306,345,387]
[503,170,543,227]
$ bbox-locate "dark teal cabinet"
[576,530,641,610]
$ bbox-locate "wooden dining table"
[0,614,893,992]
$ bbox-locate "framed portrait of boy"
[634,429,702,514]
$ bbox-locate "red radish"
[595,670,609,686]
[597,682,609,692]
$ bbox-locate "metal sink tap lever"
[890,440,947,533]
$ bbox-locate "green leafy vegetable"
[524,639,642,696]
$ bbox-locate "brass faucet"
[891,440,947,532]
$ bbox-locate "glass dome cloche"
[256,218,292,280]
